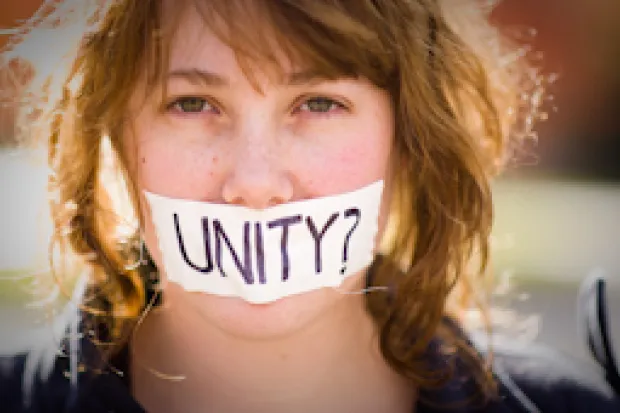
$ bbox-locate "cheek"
[135,140,224,276]
[293,131,392,196]
[138,139,222,200]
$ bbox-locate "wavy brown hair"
[3,0,544,404]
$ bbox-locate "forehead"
[138,0,400,96]
[164,2,304,84]
[168,12,239,71]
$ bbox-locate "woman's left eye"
[166,97,217,114]
[297,97,345,114]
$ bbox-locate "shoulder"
[421,327,619,413]
[0,353,74,413]
[1,349,143,413]
[488,336,620,413]
[0,322,141,413]
[475,275,620,413]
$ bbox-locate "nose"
[221,134,294,209]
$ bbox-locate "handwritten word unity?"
[173,208,361,285]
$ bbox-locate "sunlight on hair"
[100,133,139,239]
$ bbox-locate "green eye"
[169,97,212,113]
[301,97,341,113]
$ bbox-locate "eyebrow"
[167,69,229,86]
[166,68,332,87]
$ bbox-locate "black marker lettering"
[341,208,361,274]
[305,213,339,274]
[174,213,214,273]
[268,215,302,281]
[213,220,254,284]
[255,222,266,284]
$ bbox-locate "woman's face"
[125,10,395,339]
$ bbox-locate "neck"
[130,285,416,413]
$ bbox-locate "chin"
[169,275,364,341]
[196,289,340,340]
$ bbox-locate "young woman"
[1,1,618,412]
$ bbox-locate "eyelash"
[166,97,219,114]
[165,96,347,116]
[293,97,347,115]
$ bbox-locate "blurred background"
[0,1,618,363]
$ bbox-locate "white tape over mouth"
[144,181,384,304]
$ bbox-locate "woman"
[1,0,618,412]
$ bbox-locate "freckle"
[212,156,218,164]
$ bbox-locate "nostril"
[267,198,283,208]
[221,168,294,209]
[229,197,245,206]
[226,196,287,209]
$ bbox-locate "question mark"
[341,207,361,274]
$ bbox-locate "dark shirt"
[1,325,619,413]
[1,276,618,412]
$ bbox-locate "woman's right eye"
[167,97,218,114]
